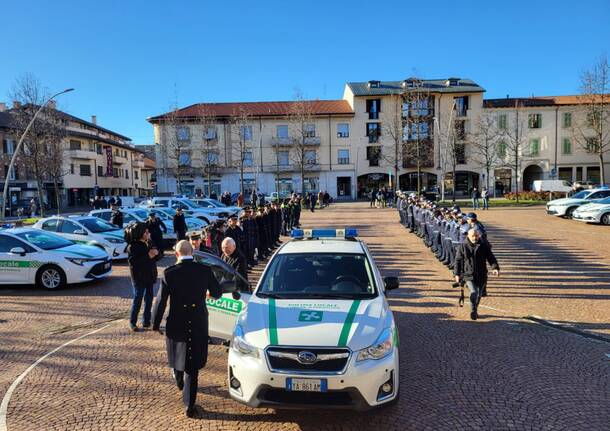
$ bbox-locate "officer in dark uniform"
[145,212,166,257]
[224,215,243,254]
[152,240,222,418]
[242,207,258,267]
[173,208,188,241]
[109,203,124,228]
[255,206,268,259]
[188,231,213,254]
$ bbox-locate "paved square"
[1,202,609,430]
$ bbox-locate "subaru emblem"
[297,351,317,364]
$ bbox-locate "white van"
[532,180,572,193]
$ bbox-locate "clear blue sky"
[2,0,609,145]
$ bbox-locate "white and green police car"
[546,187,610,218]
[206,228,401,410]
[33,216,128,260]
[0,228,111,289]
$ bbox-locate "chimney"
[91,115,97,124]
[13,101,21,109]
[0,102,6,112]
[48,100,57,109]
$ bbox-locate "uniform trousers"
[174,369,199,409]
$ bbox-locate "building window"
[277,125,289,139]
[278,151,289,166]
[243,151,253,167]
[562,112,572,128]
[366,146,381,167]
[497,140,507,158]
[454,96,469,117]
[177,126,190,141]
[587,111,601,127]
[134,170,139,179]
[70,164,75,175]
[405,122,430,140]
[529,138,540,156]
[498,114,507,130]
[96,144,102,154]
[240,126,252,141]
[366,123,381,143]
[207,151,219,165]
[454,120,466,140]
[337,123,349,138]
[4,165,15,180]
[366,99,381,120]
[586,137,600,153]
[125,170,129,179]
[528,114,542,129]
[562,138,572,155]
[80,164,92,176]
[304,124,316,138]
[304,150,317,165]
[178,152,191,166]
[205,126,217,140]
[338,149,350,164]
[69,140,82,150]
[97,165,103,177]
[113,168,119,178]
[2,139,15,154]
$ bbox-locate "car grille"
[266,347,350,374]
[86,260,112,277]
[258,387,354,406]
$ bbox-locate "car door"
[0,234,37,283]
[40,218,61,233]
[193,251,251,339]
[93,211,112,222]
[58,220,89,244]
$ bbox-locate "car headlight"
[65,257,92,266]
[104,237,124,244]
[357,327,394,361]
[232,324,259,358]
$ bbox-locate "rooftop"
[147,100,354,123]
[484,94,610,108]
[278,238,365,255]
[346,78,485,97]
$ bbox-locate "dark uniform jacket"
[173,213,188,237]
[110,210,124,228]
[152,258,222,371]
[146,218,166,249]
[128,240,157,285]
[225,225,243,253]
[222,249,248,281]
[454,239,499,284]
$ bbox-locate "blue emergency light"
[290,228,358,239]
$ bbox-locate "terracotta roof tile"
[484,94,610,108]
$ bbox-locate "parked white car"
[190,198,241,216]
[572,196,610,225]
[0,227,111,289]
[145,197,223,222]
[33,216,128,260]
[546,187,610,218]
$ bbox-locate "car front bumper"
[66,260,112,284]
[546,206,566,216]
[572,213,599,223]
[110,245,128,260]
[227,347,399,410]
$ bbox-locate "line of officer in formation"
[396,192,500,320]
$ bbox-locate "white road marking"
[0,321,119,431]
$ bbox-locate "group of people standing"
[470,187,490,210]
[397,193,500,320]
[92,195,123,209]
[369,187,395,208]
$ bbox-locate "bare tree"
[503,101,529,202]
[194,105,218,197]
[572,56,610,184]
[158,105,191,194]
[381,94,404,192]
[9,74,66,216]
[402,78,434,194]
[289,94,316,196]
[471,111,502,191]
[230,107,253,195]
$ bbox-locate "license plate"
[286,378,327,392]
[104,262,111,269]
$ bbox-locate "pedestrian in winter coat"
[471,188,480,210]
[173,208,188,241]
[109,204,124,228]
[127,222,158,331]
[152,240,222,418]
[221,237,248,281]
[481,188,489,210]
[146,213,166,254]
[453,229,500,320]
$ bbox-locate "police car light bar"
[290,228,358,239]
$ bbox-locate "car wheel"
[565,207,576,219]
[36,265,67,290]
[601,213,610,225]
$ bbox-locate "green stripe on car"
[338,299,361,347]
[268,298,278,345]
[0,260,43,268]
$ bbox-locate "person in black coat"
[173,208,188,241]
[242,208,258,266]
[255,207,268,259]
[109,204,124,228]
[224,215,243,254]
[454,229,500,320]
[189,231,214,254]
[128,223,158,331]
[221,237,248,281]
[146,213,166,255]
[152,240,222,418]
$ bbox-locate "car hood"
[52,243,109,259]
[241,296,389,351]
[575,202,610,211]
[548,198,586,205]
[101,229,127,241]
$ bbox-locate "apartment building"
[0,102,154,209]
[148,101,356,198]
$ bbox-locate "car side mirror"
[74,229,87,235]
[384,276,400,291]
[220,279,237,294]
[9,247,26,256]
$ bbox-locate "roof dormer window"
[367,80,381,89]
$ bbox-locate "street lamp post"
[1,88,74,220]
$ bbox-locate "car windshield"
[207,199,227,208]
[571,191,590,199]
[180,199,198,209]
[126,210,148,220]
[80,218,119,233]
[593,197,610,205]
[16,230,73,250]
[150,211,169,220]
[257,253,377,299]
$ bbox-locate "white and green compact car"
[0,228,111,289]
[33,216,128,260]
[546,187,610,218]
[572,196,610,225]
[207,228,401,410]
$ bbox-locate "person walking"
[29,198,37,217]
[173,208,188,241]
[152,240,222,418]
[109,203,124,228]
[481,187,489,210]
[146,212,166,257]
[471,187,480,210]
[251,191,258,208]
[453,229,500,320]
[369,190,375,208]
[309,193,316,213]
[127,222,158,331]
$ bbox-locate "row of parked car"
[546,186,610,225]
